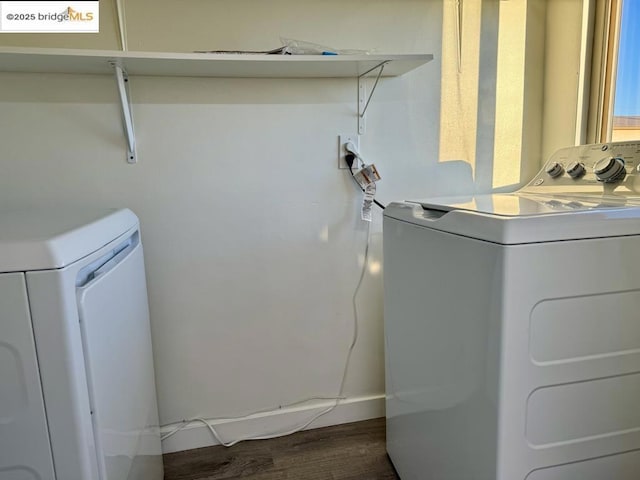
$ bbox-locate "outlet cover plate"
[338,134,360,169]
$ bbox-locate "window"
[612,0,640,141]
[591,0,640,142]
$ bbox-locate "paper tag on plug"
[361,182,376,222]
[353,164,381,189]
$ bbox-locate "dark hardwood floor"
[163,417,399,480]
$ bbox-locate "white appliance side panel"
[383,217,503,480]
[525,449,640,480]
[0,273,55,480]
[76,243,163,480]
[526,373,640,446]
[26,227,142,480]
[498,234,640,479]
[530,290,640,363]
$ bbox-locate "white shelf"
[0,47,433,78]
[0,47,433,163]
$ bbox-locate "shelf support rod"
[111,63,137,164]
[358,61,389,135]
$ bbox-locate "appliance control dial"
[545,161,564,178]
[566,161,586,178]
[594,157,626,183]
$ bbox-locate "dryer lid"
[0,208,138,272]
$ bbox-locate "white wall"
[1,0,480,452]
[0,0,590,453]
[541,0,587,162]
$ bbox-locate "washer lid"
[0,208,138,272]
[386,141,640,244]
[384,194,640,244]
[413,192,633,217]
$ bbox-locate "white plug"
[343,141,364,168]
[338,134,361,169]
[344,141,359,156]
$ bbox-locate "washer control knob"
[545,161,564,178]
[594,157,626,183]
[566,161,586,178]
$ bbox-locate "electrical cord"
[345,153,386,210]
[160,395,345,443]
[160,224,372,447]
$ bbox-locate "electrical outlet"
[338,134,360,169]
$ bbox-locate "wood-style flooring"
[163,418,399,480]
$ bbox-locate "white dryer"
[0,208,163,480]
[384,141,640,479]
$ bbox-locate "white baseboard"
[161,393,385,454]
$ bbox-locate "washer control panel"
[523,141,640,197]
[566,160,586,179]
[593,156,626,182]
[545,161,564,178]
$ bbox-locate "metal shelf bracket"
[111,62,137,164]
[358,61,388,135]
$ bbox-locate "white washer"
[384,140,640,480]
[0,208,163,480]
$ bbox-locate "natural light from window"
[612,0,640,141]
